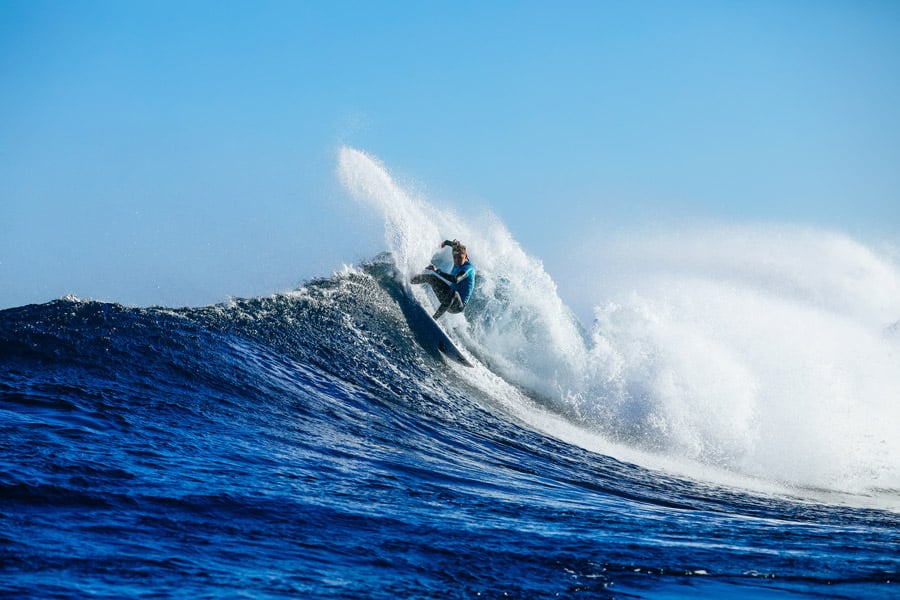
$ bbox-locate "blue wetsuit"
[439,261,475,304]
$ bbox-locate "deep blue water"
[1,261,897,599]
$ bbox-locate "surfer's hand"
[426,264,437,271]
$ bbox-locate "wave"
[4,150,898,598]
[338,147,900,503]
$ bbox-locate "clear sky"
[2,0,899,309]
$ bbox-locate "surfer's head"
[452,242,467,263]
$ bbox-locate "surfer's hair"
[452,242,466,256]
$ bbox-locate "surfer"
[412,240,476,320]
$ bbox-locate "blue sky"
[2,1,899,309]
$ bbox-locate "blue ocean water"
[1,259,897,599]
[3,148,899,597]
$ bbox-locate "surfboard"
[379,265,473,367]
[401,293,473,367]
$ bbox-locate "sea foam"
[338,146,900,499]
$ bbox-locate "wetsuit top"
[435,260,476,304]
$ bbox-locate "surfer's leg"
[433,292,463,320]
[447,294,465,314]
[412,273,458,319]
[432,301,449,320]
[412,273,450,296]
[413,273,453,301]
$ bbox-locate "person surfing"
[411,239,475,320]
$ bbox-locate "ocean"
[1,149,898,598]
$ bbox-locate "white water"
[338,147,900,501]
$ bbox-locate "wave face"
[0,148,896,597]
